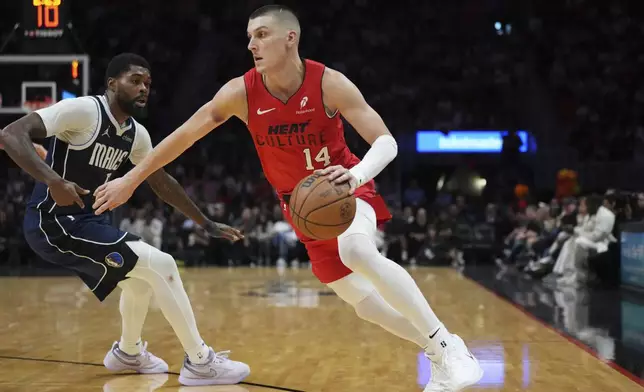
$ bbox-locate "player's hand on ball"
[48,178,90,208]
[203,220,244,242]
[315,165,358,194]
[92,176,136,215]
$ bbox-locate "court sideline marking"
[0,355,306,392]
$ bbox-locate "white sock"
[338,201,447,351]
[424,323,451,355]
[328,273,429,348]
[125,241,211,364]
[185,341,211,365]
[117,278,153,356]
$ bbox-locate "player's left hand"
[315,165,359,195]
[203,220,244,242]
[92,176,137,215]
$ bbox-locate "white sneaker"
[424,334,483,391]
[103,341,169,374]
[178,348,250,386]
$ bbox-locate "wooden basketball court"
[0,267,641,391]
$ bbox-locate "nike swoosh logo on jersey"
[257,108,276,115]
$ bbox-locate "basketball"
[289,173,356,240]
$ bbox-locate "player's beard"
[119,94,148,119]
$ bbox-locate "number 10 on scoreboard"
[33,0,61,28]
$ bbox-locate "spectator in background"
[588,193,630,288]
[553,195,616,288]
[119,208,137,235]
[525,198,580,278]
[142,210,164,250]
[252,206,274,266]
[269,204,298,269]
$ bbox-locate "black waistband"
[282,194,291,204]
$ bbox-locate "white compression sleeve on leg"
[338,199,450,353]
[349,134,398,186]
[117,278,153,355]
[328,274,429,348]
[125,241,210,364]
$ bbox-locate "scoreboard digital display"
[23,0,69,39]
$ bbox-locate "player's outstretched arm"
[314,68,398,193]
[146,169,243,242]
[92,77,247,215]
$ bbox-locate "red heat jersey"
[244,59,375,199]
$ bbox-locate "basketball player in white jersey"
[0,53,250,386]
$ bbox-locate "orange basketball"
[289,173,356,240]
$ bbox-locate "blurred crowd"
[531,0,644,161]
[0,141,640,293]
[3,0,644,293]
[0,0,525,138]
[496,191,643,289]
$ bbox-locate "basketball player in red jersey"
[93,5,482,390]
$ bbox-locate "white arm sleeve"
[129,122,153,165]
[349,134,398,186]
[34,97,99,142]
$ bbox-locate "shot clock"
[19,0,73,54]
[23,0,69,40]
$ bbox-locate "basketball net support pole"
[0,23,20,54]
[0,54,89,114]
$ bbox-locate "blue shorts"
[23,208,140,301]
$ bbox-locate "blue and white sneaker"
[103,341,169,374]
[178,348,250,386]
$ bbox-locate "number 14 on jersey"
[304,147,330,170]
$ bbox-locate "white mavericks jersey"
[27,95,153,216]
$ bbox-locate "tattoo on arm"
[146,169,207,226]
[0,113,61,185]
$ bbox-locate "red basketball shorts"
[281,191,391,284]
